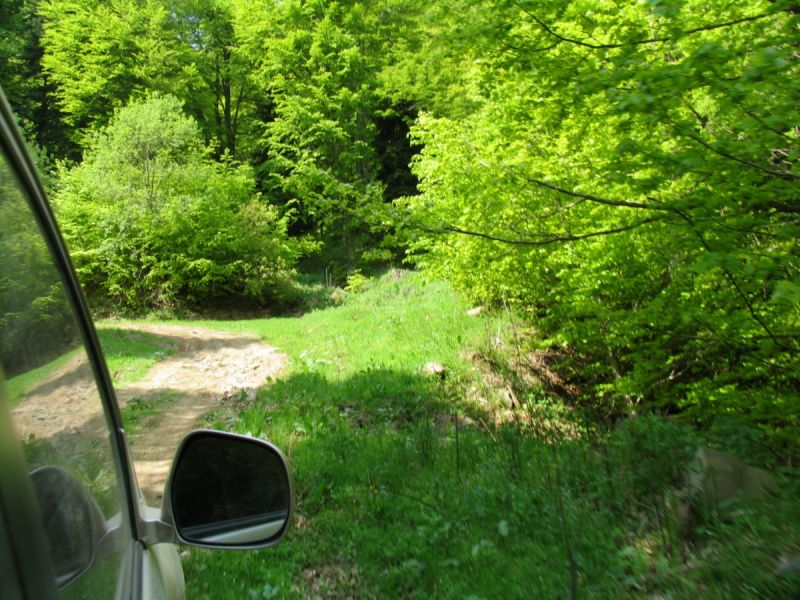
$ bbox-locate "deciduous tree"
[54,94,302,310]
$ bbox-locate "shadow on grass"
[185,368,800,599]
[220,369,587,595]
[139,272,347,321]
[98,326,264,353]
[192,371,702,598]
[246,366,452,430]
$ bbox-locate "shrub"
[54,94,303,312]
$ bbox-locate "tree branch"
[672,209,791,351]
[520,8,780,50]
[740,107,799,144]
[419,217,662,246]
[522,176,678,212]
[679,130,800,180]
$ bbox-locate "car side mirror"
[30,466,107,589]
[164,430,293,549]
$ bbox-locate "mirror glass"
[170,431,291,547]
[30,466,99,588]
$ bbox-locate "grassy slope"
[7,348,79,405]
[178,271,800,599]
[172,272,486,376]
[96,327,174,385]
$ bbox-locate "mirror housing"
[30,466,108,589]
[163,430,293,549]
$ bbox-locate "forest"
[4,0,796,449]
[2,0,800,596]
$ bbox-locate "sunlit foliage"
[54,94,302,311]
[401,0,800,439]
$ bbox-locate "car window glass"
[0,150,130,597]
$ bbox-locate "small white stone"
[421,362,446,379]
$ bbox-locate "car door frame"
[0,88,147,598]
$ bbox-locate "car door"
[0,85,294,598]
[0,88,148,599]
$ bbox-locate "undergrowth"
[177,270,799,599]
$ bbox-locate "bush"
[54,94,303,312]
[0,165,74,375]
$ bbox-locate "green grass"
[7,328,171,404]
[122,390,180,437]
[96,327,174,385]
[171,270,488,375]
[7,348,80,405]
[162,271,800,598]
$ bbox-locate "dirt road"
[13,323,286,505]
